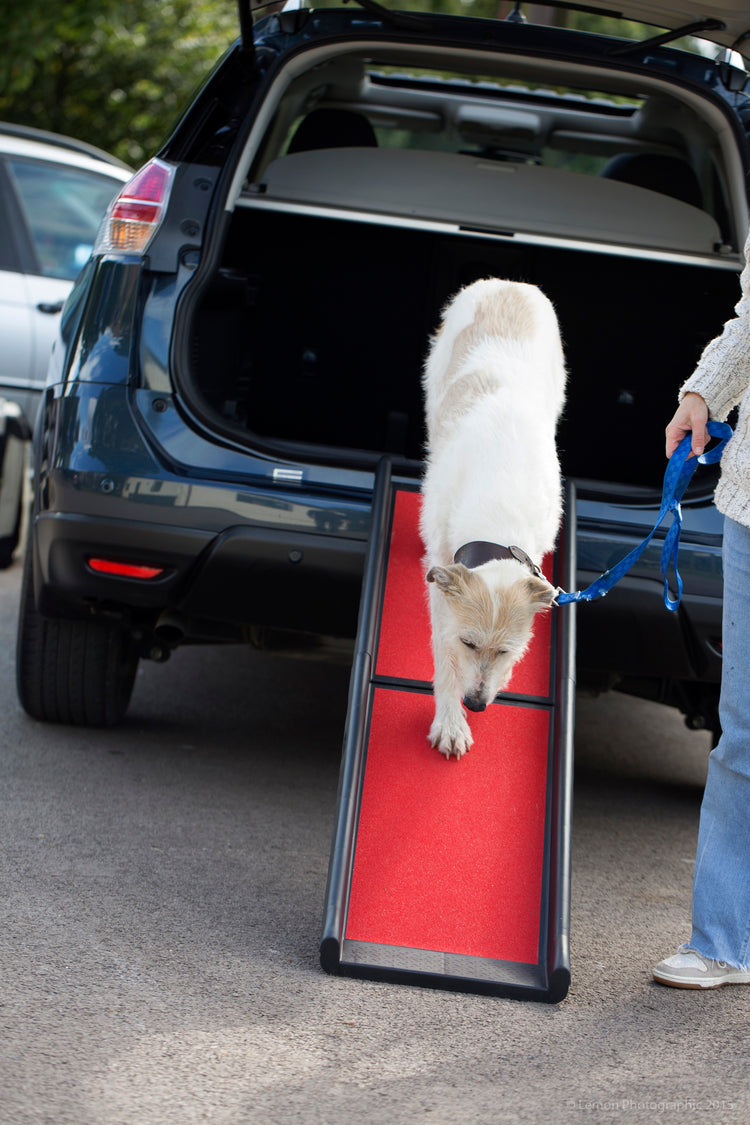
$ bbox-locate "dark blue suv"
[16,0,750,733]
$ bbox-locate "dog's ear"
[426,564,470,597]
[525,574,556,608]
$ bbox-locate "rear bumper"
[33,510,367,638]
[33,381,724,682]
[572,505,724,688]
[574,570,723,687]
[33,505,723,688]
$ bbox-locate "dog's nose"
[463,694,487,713]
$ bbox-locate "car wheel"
[16,541,139,726]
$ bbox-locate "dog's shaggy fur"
[420,278,567,759]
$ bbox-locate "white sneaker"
[653,944,750,989]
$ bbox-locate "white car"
[0,123,130,565]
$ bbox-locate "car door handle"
[37,300,65,315]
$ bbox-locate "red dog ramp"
[320,460,576,1002]
[321,461,575,1008]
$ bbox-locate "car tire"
[16,541,139,726]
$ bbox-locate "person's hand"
[665,392,709,459]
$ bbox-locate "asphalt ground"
[1,556,747,1125]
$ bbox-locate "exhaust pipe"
[144,612,188,661]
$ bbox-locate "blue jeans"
[691,515,750,968]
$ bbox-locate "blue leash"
[556,420,733,612]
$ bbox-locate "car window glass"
[7,159,121,281]
[283,67,643,177]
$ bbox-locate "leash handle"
[556,420,733,612]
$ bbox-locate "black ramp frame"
[321,458,576,1002]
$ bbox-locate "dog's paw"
[429,714,473,760]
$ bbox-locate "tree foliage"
[0,0,238,166]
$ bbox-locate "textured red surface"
[344,687,549,963]
[375,489,553,697]
[343,487,554,964]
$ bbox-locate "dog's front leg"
[428,589,473,760]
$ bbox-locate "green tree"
[0,0,238,165]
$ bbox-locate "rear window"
[252,54,731,250]
[359,70,643,177]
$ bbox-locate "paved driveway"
[0,558,746,1124]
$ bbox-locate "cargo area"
[176,35,747,494]
[188,202,737,489]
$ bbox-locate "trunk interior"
[189,207,738,490]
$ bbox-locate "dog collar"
[453,541,543,578]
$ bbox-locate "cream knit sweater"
[680,228,750,528]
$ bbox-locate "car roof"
[0,121,131,179]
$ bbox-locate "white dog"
[420,278,567,759]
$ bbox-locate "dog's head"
[427,562,555,711]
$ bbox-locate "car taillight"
[94,158,175,256]
[88,557,165,580]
